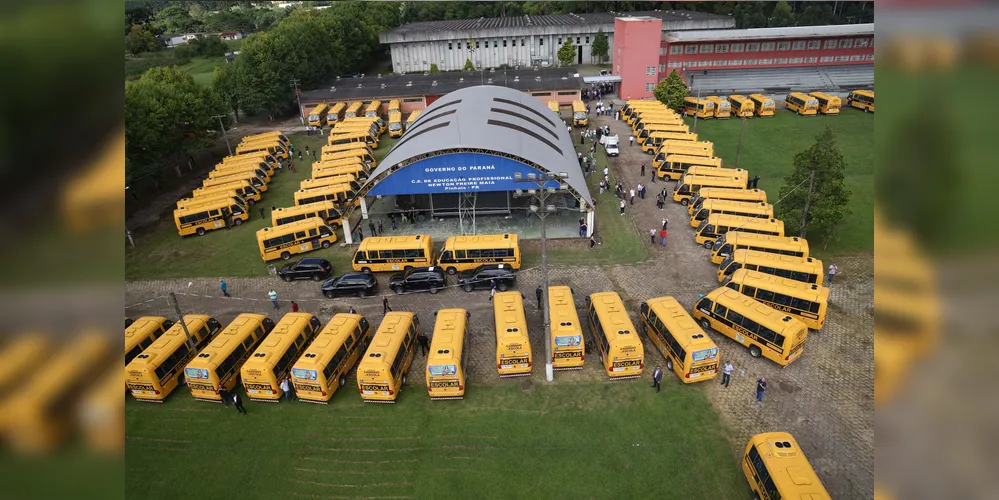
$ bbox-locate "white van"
[602,134,620,157]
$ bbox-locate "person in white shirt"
[827,263,839,284]
[721,362,734,387]
[279,377,294,402]
[629,135,635,147]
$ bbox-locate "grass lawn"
[683,109,874,254]
[126,381,746,499]
[178,56,227,87]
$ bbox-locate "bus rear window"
[554,336,582,347]
[185,367,209,380]
[428,365,457,376]
[692,348,718,362]
[292,368,318,381]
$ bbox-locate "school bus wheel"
[362,267,371,273]
[196,227,206,236]
[680,199,689,206]
[749,345,763,358]
[666,358,674,372]
[338,375,346,387]
[699,318,711,331]
[703,241,713,249]
[446,267,457,275]
[233,218,242,226]
[281,251,291,260]
[321,240,332,249]
[328,222,339,230]
[246,198,255,206]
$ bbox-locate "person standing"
[751,175,761,189]
[355,227,364,242]
[220,279,230,297]
[659,228,667,246]
[368,220,377,237]
[291,301,299,313]
[603,167,609,178]
[756,376,767,402]
[589,235,596,248]
[489,281,497,301]
[639,183,646,199]
[418,332,430,356]
[280,377,293,402]
[377,219,384,236]
[268,290,279,309]
[650,228,657,244]
[347,305,357,314]
[391,217,397,231]
[383,297,392,314]
[232,391,247,415]
[641,164,646,177]
[312,150,317,161]
[629,135,635,147]
[535,286,543,309]
[629,188,635,205]
[827,263,838,284]
[662,217,669,231]
[599,179,605,195]
[619,199,626,215]
[217,384,230,406]
[258,206,265,220]
[580,223,587,238]
[656,193,663,210]
[722,361,734,387]
[651,366,663,393]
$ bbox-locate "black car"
[455,264,516,292]
[321,273,378,298]
[389,266,446,294]
[279,258,333,282]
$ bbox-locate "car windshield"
[388,123,402,131]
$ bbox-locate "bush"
[124,51,192,80]
[429,63,440,73]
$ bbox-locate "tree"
[734,1,768,28]
[429,63,440,73]
[154,5,200,35]
[212,64,241,122]
[125,5,154,34]
[775,127,852,241]
[126,24,160,55]
[653,70,689,111]
[798,3,835,26]
[590,28,609,64]
[463,58,474,71]
[770,1,796,27]
[189,35,226,57]
[557,39,575,67]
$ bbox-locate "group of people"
[650,361,765,403]
[582,83,614,101]
[649,216,670,246]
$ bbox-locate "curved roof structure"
[358,85,593,208]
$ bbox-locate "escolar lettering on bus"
[244,383,273,392]
[613,360,642,368]
[360,384,389,392]
[188,383,215,392]
[430,381,460,388]
[128,383,155,392]
[502,357,528,366]
[554,351,581,359]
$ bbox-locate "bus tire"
[338,375,346,388]
[362,267,371,274]
[703,241,713,249]
[429,287,438,294]
[699,319,712,331]
[497,282,508,292]
[463,284,473,292]
[680,199,688,206]
[324,291,335,299]
[329,222,340,231]
[749,345,763,358]
[281,252,291,260]
[234,218,243,226]
[247,199,255,206]
[196,227,206,236]
[446,267,457,275]
[666,358,673,372]
[402,374,407,385]
[646,150,654,155]
[321,240,332,249]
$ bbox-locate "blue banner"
[368,153,561,196]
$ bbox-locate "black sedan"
[455,264,516,292]
[321,273,378,298]
[389,266,447,294]
[279,258,333,282]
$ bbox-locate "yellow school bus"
[673,175,746,206]
[329,130,378,149]
[357,312,420,403]
[327,102,346,123]
[723,269,829,330]
[426,308,470,400]
[785,92,818,115]
[173,197,248,236]
[292,313,373,403]
[240,313,322,401]
[549,286,584,370]
[388,99,401,114]
[256,217,338,261]
[388,111,404,137]
[79,367,125,455]
[683,97,715,118]
[216,158,274,178]
[405,110,421,132]
[241,131,289,147]
[352,234,435,273]
[625,101,669,124]
[293,183,356,207]
[631,108,679,127]
[320,142,373,159]
[209,163,271,183]
[0,336,52,411]
[728,94,756,117]
[236,139,288,160]
[364,100,383,118]
[695,214,784,248]
[547,100,560,114]
[493,291,532,377]
[5,333,112,453]
[847,89,874,112]
[437,233,521,274]
[710,232,808,265]
[743,432,831,500]
[719,249,824,285]
[641,131,697,154]
[653,154,720,180]
[314,162,369,182]
[682,166,748,184]
[180,190,246,214]
[809,92,841,115]
[585,292,644,379]
[706,96,731,118]
[688,187,768,215]
[193,181,260,204]
[640,296,718,382]
[635,120,687,142]
[689,199,772,227]
[300,174,359,193]
[272,201,343,229]
[332,119,380,140]
[694,287,808,365]
[308,103,329,127]
[202,170,267,191]
[222,151,278,169]
[344,101,364,118]
[749,94,775,117]
[184,313,275,402]
[126,315,222,401]
[321,149,377,168]
[125,316,173,365]
[572,100,588,127]
[658,140,713,159]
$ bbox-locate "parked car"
[279,258,333,282]
[455,264,516,292]
[321,273,378,298]
[605,140,620,157]
[389,266,446,294]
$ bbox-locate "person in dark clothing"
[383,297,392,314]
[580,133,584,145]
[756,377,767,401]
[751,175,761,189]
[418,332,430,356]
[641,164,646,177]
[535,286,543,309]
[652,366,663,393]
[368,221,376,236]
[233,392,247,415]
[377,219,384,235]
[217,385,230,406]
[590,235,596,248]
[258,206,265,220]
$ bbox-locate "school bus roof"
[704,213,783,232]
[444,233,517,249]
[731,249,820,269]
[494,291,528,343]
[243,313,316,366]
[190,314,270,367]
[589,292,641,341]
[407,110,421,123]
[309,103,328,114]
[730,269,829,302]
[295,314,364,370]
[644,296,713,349]
[357,234,432,251]
[429,309,467,362]
[705,287,804,331]
[548,286,581,336]
[367,312,415,354]
[665,154,722,165]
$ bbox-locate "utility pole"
[514,172,569,383]
[168,292,197,352]
[290,79,304,125]
[799,169,816,239]
[692,75,701,133]
[213,114,232,155]
[735,115,746,168]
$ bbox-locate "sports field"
[126,380,745,499]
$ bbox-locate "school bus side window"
[344,332,354,349]
[713,303,728,317]
[390,344,407,379]
[748,446,779,497]
[727,309,745,326]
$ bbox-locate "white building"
[380,10,734,73]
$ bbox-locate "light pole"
[168,292,197,352]
[213,114,232,155]
[514,171,569,383]
[290,78,304,125]
[735,115,746,168]
[691,75,701,133]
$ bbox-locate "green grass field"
[683,109,874,254]
[126,381,745,499]
[177,56,227,87]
